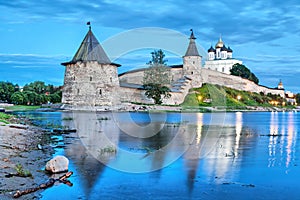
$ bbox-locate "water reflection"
[25,111,300,199]
[268,112,298,168]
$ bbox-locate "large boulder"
[45,155,69,173]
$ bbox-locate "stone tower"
[61,25,121,107]
[183,29,202,87]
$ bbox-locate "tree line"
[0,81,62,105]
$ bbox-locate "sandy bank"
[0,124,54,199]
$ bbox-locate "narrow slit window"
[99,89,102,95]
[90,77,92,81]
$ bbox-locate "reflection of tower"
[63,111,120,197]
[184,113,203,193]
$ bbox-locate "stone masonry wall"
[62,61,120,106]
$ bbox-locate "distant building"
[276,80,297,105]
[203,36,242,74]
[285,91,297,105]
[277,79,284,89]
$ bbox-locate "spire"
[189,29,196,39]
[62,23,112,66]
[185,29,200,56]
[215,34,224,48]
[87,21,91,30]
[219,34,222,42]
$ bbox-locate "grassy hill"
[181,83,291,110]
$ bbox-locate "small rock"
[45,155,69,173]
[37,144,43,150]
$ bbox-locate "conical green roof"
[62,28,120,66]
[184,29,200,57]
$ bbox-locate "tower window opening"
[90,77,92,81]
[99,89,102,95]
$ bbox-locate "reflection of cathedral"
[203,37,242,74]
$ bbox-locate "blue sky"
[0,0,299,92]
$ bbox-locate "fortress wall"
[170,68,184,82]
[200,68,285,97]
[119,87,153,104]
[119,70,145,85]
[119,67,184,86]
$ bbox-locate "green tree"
[143,49,171,104]
[11,92,25,105]
[230,63,259,84]
[0,82,18,103]
[23,81,47,94]
[49,92,62,103]
[296,93,300,105]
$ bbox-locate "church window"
[99,89,102,95]
[90,77,92,81]
[77,89,80,94]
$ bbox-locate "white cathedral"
[203,37,242,74]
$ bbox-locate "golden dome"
[215,37,224,48]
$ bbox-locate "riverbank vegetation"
[182,83,293,110]
[0,112,12,124]
[0,81,61,106]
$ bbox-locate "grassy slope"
[3,105,41,112]
[0,113,12,124]
[181,83,290,110]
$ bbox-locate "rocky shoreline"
[0,122,54,199]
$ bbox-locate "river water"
[18,111,300,199]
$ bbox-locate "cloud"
[1,0,299,45]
